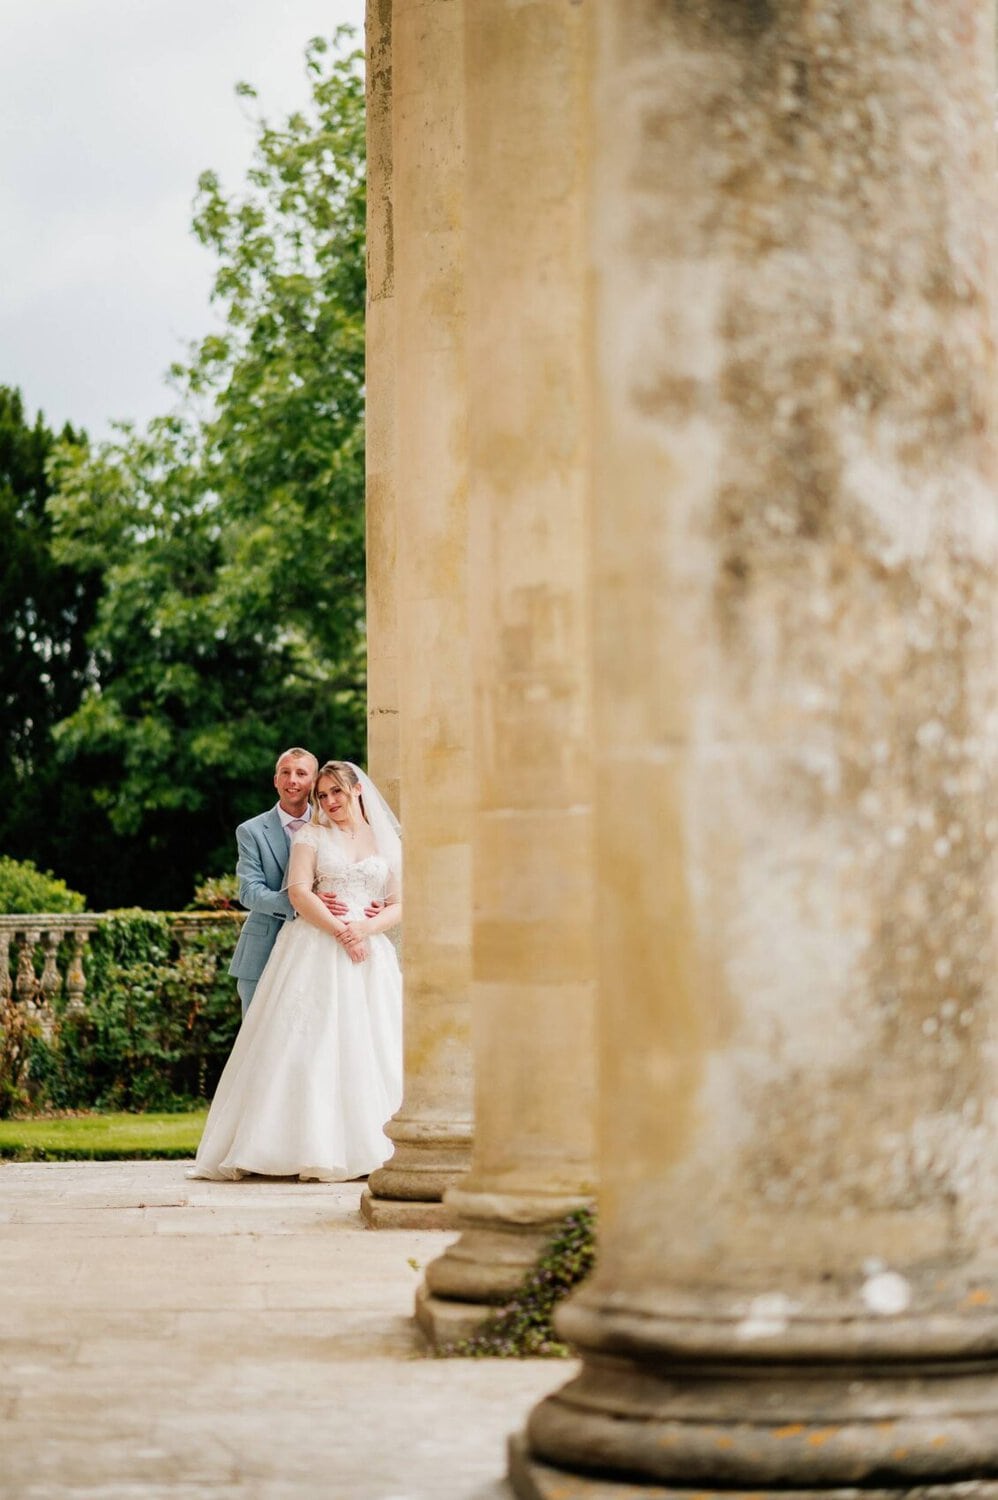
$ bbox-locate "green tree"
[47,34,366,910]
[0,388,106,894]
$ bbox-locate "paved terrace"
[0,1162,574,1500]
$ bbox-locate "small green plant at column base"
[434,1207,596,1358]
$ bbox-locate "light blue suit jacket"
[228,805,297,984]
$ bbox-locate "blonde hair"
[312,760,369,826]
[274,747,318,775]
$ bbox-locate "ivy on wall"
[3,912,242,1118]
[434,1208,597,1359]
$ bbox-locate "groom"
[229,746,323,1017]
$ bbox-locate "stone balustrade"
[0,911,245,1040]
[0,915,99,1041]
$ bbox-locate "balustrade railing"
[0,911,246,1040]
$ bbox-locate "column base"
[366,1116,473,1200]
[509,1435,998,1500]
[359,1188,457,1230]
[414,1280,499,1348]
[361,1114,473,1229]
[524,1274,998,1490]
[423,1186,593,1303]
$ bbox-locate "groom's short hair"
[275,747,318,774]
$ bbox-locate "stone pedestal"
[364,0,399,814]
[361,0,474,1230]
[516,1,998,1493]
[417,0,596,1339]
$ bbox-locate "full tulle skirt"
[188,918,402,1183]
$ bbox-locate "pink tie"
[286,818,306,835]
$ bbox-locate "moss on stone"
[435,1207,596,1359]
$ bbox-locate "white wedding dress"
[189,824,402,1182]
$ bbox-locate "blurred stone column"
[364,0,399,813]
[361,0,474,1228]
[416,0,595,1343]
[514,2,998,1495]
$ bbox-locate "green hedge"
[19,911,242,1116]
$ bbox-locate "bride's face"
[316,776,359,823]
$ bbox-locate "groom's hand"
[318,892,349,917]
[364,899,385,920]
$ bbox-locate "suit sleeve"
[235,823,296,922]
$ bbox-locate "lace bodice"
[291,824,393,918]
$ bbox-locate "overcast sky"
[1,0,365,442]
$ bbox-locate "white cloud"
[0,0,365,438]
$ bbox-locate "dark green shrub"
[162,918,245,1100]
[0,855,86,914]
[26,911,242,1113]
[0,989,40,1118]
[435,1207,596,1358]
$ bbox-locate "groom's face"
[274,755,316,815]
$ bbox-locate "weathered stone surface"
[414,1281,501,1347]
[362,0,475,1224]
[417,0,597,1329]
[364,0,400,815]
[425,1191,588,1310]
[517,0,998,1491]
[0,1160,572,1499]
[360,1186,457,1230]
[510,1435,998,1500]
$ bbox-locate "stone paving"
[0,1161,575,1500]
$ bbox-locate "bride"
[188,760,403,1182]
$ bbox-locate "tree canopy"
[35,33,367,909]
[0,387,107,891]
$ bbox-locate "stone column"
[514,2,998,1495]
[416,0,596,1343]
[364,0,399,814]
[361,0,474,1229]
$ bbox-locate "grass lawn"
[0,1110,208,1161]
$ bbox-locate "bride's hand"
[337,920,369,963]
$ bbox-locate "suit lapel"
[262,806,289,872]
